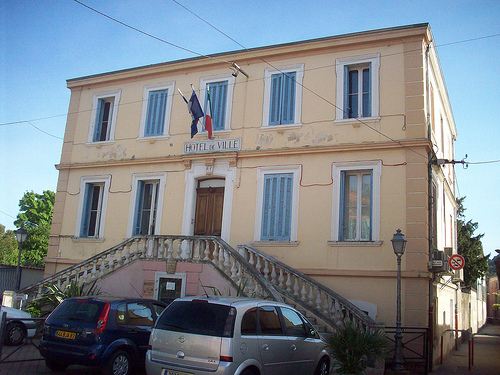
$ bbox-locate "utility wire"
[170,0,429,160]
[5,0,500,163]
[27,121,63,140]
[73,0,232,65]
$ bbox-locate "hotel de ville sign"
[184,138,242,155]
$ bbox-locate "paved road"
[0,338,146,375]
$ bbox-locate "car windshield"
[49,299,104,324]
[156,301,234,337]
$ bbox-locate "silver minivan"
[145,297,330,375]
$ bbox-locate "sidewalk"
[429,323,500,375]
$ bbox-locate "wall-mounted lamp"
[230,62,249,78]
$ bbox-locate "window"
[340,170,372,241]
[75,176,111,238]
[241,308,258,335]
[280,307,306,337]
[134,180,159,236]
[127,302,154,326]
[258,306,283,335]
[335,54,380,121]
[261,173,293,241]
[332,161,381,242]
[127,173,166,237]
[140,82,175,138]
[255,166,300,242]
[346,66,371,118]
[89,90,121,143]
[199,74,235,133]
[81,183,104,238]
[262,64,304,128]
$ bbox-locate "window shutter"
[343,67,350,119]
[269,74,282,125]
[93,100,103,142]
[278,174,293,240]
[362,67,371,117]
[206,81,227,131]
[261,173,293,241]
[281,72,296,124]
[81,183,93,237]
[339,171,346,241]
[145,89,167,136]
[134,181,145,236]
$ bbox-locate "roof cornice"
[67,23,430,88]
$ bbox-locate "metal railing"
[0,312,45,365]
[385,326,430,374]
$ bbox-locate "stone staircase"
[22,235,381,333]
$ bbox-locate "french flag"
[205,87,213,139]
[179,87,204,138]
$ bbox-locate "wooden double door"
[194,179,224,237]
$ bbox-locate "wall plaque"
[184,138,241,155]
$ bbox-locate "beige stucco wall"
[46,24,464,341]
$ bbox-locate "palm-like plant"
[28,280,101,317]
[323,320,386,375]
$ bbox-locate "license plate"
[163,370,193,375]
[55,330,76,340]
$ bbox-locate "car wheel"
[45,358,68,372]
[240,369,258,375]
[314,356,330,375]
[4,322,25,346]
[105,350,131,375]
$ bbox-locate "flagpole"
[178,88,188,103]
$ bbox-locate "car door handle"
[262,344,269,351]
[291,344,297,351]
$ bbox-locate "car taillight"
[220,356,233,362]
[95,302,110,335]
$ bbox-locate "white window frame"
[88,89,121,143]
[127,172,167,237]
[335,54,380,122]
[331,161,381,242]
[199,74,235,133]
[139,82,175,139]
[262,64,304,129]
[254,165,301,242]
[75,175,111,239]
[154,272,187,301]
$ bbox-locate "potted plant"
[323,320,386,375]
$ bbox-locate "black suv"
[40,296,167,375]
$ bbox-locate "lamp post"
[14,224,28,291]
[392,229,407,372]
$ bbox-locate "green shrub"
[323,320,386,375]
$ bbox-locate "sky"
[1,0,499,257]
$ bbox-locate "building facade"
[45,23,475,365]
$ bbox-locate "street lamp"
[392,229,407,371]
[14,224,28,291]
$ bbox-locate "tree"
[13,190,55,268]
[457,197,489,288]
[0,224,19,265]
